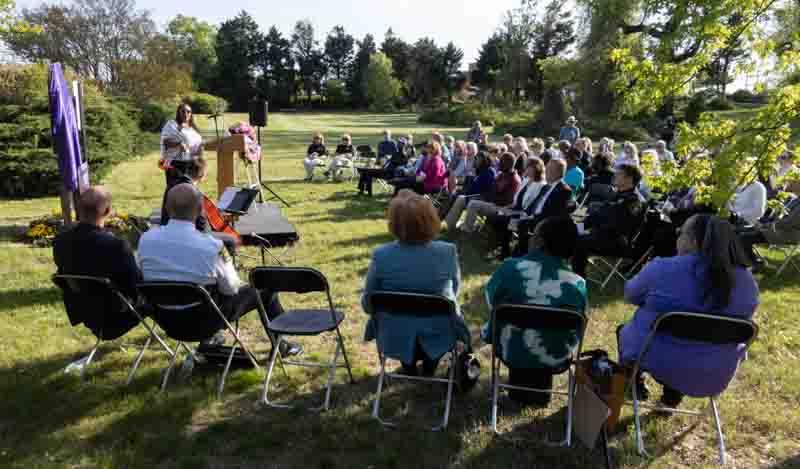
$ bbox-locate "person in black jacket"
[303,133,327,181]
[571,164,646,277]
[53,186,142,339]
[513,158,575,256]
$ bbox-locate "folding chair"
[489,304,587,446]
[628,312,758,464]
[368,291,459,431]
[52,275,174,384]
[578,183,615,210]
[589,211,654,290]
[754,243,800,277]
[250,267,354,411]
[137,282,261,398]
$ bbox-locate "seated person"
[655,139,675,164]
[564,148,585,193]
[392,141,447,196]
[443,151,496,228]
[541,137,558,164]
[482,216,588,406]
[324,134,355,180]
[160,157,209,231]
[53,186,141,338]
[303,132,327,181]
[488,157,546,259]
[766,150,797,199]
[738,179,800,270]
[362,190,471,376]
[583,151,615,203]
[619,215,758,407]
[556,139,571,160]
[357,130,398,196]
[139,184,301,356]
[389,135,415,176]
[615,141,640,169]
[447,141,478,193]
[728,179,767,226]
[444,135,456,166]
[571,164,646,277]
[575,137,593,174]
[446,140,468,194]
[433,132,452,165]
[466,120,485,144]
[454,152,521,233]
[514,159,574,256]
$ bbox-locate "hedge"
[418,103,539,129]
[182,92,228,115]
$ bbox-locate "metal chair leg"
[80,337,102,381]
[562,367,575,447]
[371,354,395,427]
[318,339,342,412]
[336,327,355,384]
[491,356,500,434]
[161,342,182,392]
[433,351,457,432]
[261,337,291,409]
[632,378,650,457]
[218,322,240,399]
[126,335,152,386]
[710,397,727,465]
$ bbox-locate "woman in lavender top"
[619,214,759,407]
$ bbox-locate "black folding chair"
[367,291,459,431]
[589,210,654,290]
[628,312,759,464]
[137,282,261,398]
[52,275,174,384]
[489,304,588,446]
[250,267,354,411]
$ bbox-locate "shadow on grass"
[0,286,60,311]
[0,224,26,243]
[768,455,800,468]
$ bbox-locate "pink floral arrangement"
[228,121,261,164]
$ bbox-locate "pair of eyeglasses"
[181,109,192,114]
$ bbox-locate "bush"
[418,103,538,129]
[706,96,735,111]
[182,92,228,115]
[139,102,173,132]
[730,89,767,105]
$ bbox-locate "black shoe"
[659,386,684,408]
[279,341,304,358]
[200,331,226,347]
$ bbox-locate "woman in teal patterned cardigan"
[482,216,588,406]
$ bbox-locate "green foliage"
[419,102,538,130]
[323,80,348,108]
[166,15,218,92]
[365,52,401,112]
[730,89,767,104]
[138,102,173,132]
[0,63,48,107]
[182,92,228,115]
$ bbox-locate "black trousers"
[401,340,442,377]
[738,229,768,263]
[508,368,554,406]
[217,287,283,334]
[488,214,515,258]
[571,232,628,278]
[512,216,543,257]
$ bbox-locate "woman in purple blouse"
[619,214,759,407]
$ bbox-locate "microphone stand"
[255,125,291,208]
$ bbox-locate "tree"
[166,15,217,92]
[473,33,506,99]
[254,26,296,107]
[115,34,193,104]
[324,25,354,81]
[292,20,326,104]
[608,0,796,213]
[348,33,376,108]
[407,37,444,104]
[4,0,156,87]
[496,5,536,103]
[214,11,260,111]
[365,52,401,111]
[529,0,576,103]
[440,42,464,104]
[380,28,412,87]
[700,14,747,97]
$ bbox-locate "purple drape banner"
[48,63,86,193]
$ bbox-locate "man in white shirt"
[655,140,675,164]
[728,180,767,225]
[139,184,302,356]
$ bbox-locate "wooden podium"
[204,134,247,196]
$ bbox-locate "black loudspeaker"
[249,99,268,127]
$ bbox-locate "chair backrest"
[368,291,456,318]
[589,183,615,202]
[137,282,224,342]
[52,274,139,340]
[652,312,758,346]
[249,267,329,295]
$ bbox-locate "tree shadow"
[0,286,60,312]
[0,224,26,242]
[768,455,800,468]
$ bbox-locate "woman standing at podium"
[160,103,204,187]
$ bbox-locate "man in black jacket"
[53,186,142,338]
[513,159,575,256]
[571,164,646,277]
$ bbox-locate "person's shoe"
[751,258,770,273]
[201,331,226,347]
[279,341,304,358]
[323,170,330,177]
[659,387,684,409]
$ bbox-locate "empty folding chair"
[628,312,758,464]
[52,274,174,384]
[488,304,587,446]
[137,282,261,398]
[250,267,354,411]
[368,291,459,431]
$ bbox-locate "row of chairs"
[53,270,757,463]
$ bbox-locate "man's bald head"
[166,183,201,221]
[79,186,112,224]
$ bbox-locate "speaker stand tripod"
[255,127,290,208]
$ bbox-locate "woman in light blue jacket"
[362,190,471,376]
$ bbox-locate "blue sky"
[16,0,522,65]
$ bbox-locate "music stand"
[255,127,291,208]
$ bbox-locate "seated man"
[728,179,767,226]
[512,158,574,257]
[53,186,141,337]
[358,130,398,196]
[482,216,588,406]
[738,179,800,270]
[571,164,646,277]
[138,184,302,357]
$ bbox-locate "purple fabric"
[619,253,759,397]
[49,64,84,192]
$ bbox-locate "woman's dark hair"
[175,103,197,130]
[526,156,545,182]
[592,152,613,173]
[565,148,581,165]
[617,163,643,186]
[533,216,578,259]
[689,214,750,307]
[475,151,491,173]
[499,152,516,173]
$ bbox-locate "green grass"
[0,112,798,469]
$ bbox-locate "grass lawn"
[0,112,798,469]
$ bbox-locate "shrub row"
[418,103,539,129]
